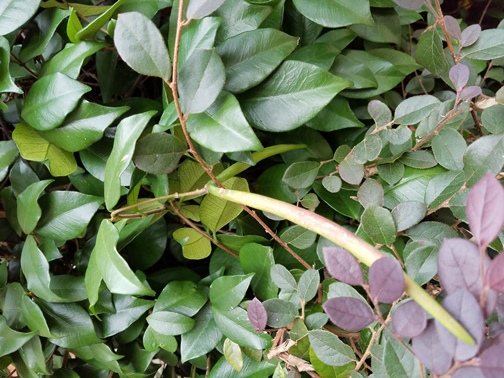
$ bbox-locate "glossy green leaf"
[0,0,40,35]
[36,300,102,348]
[361,205,396,245]
[21,296,55,338]
[143,325,177,352]
[350,8,401,44]
[394,95,441,125]
[212,306,272,350]
[39,101,129,152]
[66,8,82,43]
[210,273,254,311]
[308,329,355,366]
[104,111,156,210]
[217,28,298,93]
[74,0,125,41]
[461,29,504,60]
[310,348,355,378]
[147,311,195,336]
[201,177,249,232]
[415,28,450,76]
[0,316,35,358]
[186,91,263,152]
[21,73,91,131]
[178,17,221,67]
[1,283,27,328]
[313,181,362,220]
[114,11,171,81]
[16,335,50,375]
[181,303,223,362]
[0,36,22,93]
[282,161,320,189]
[18,8,69,62]
[298,269,320,303]
[224,338,243,372]
[21,236,65,302]
[306,97,365,132]
[464,135,504,187]
[0,141,19,181]
[239,243,277,300]
[280,225,317,249]
[88,220,155,297]
[209,353,276,378]
[391,201,426,232]
[241,60,351,132]
[292,0,372,27]
[35,191,102,240]
[99,295,153,338]
[330,54,378,90]
[404,241,438,286]
[288,42,340,70]
[179,48,225,115]
[187,0,226,19]
[12,123,77,177]
[17,180,53,234]
[154,281,207,316]
[70,344,122,373]
[425,170,465,209]
[173,227,212,260]
[133,133,186,174]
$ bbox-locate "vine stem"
[207,184,476,345]
[167,0,312,269]
[433,0,459,63]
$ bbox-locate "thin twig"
[411,108,464,151]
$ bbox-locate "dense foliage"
[1,0,504,377]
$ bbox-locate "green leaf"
[210,274,254,311]
[38,101,128,152]
[21,296,55,338]
[21,73,91,131]
[181,303,223,362]
[187,0,226,19]
[173,227,212,260]
[298,269,320,303]
[133,133,186,174]
[322,176,342,193]
[143,325,178,352]
[404,241,438,286]
[383,330,424,378]
[179,48,225,115]
[384,125,412,146]
[292,0,372,27]
[425,170,465,210]
[400,151,437,169]
[361,205,396,245]
[216,28,298,93]
[201,177,249,233]
[353,134,382,164]
[104,111,156,210]
[66,8,83,43]
[461,29,504,60]
[17,180,53,234]
[280,225,317,249]
[288,42,340,70]
[212,306,272,350]
[114,11,171,81]
[186,91,263,152]
[18,8,69,62]
[0,36,22,93]
[0,316,35,358]
[391,201,426,232]
[36,300,102,348]
[313,181,362,220]
[0,0,40,35]
[482,104,504,134]
[415,28,450,76]
[88,220,156,297]
[350,8,401,44]
[0,140,19,181]
[394,95,441,125]
[239,243,277,300]
[178,17,221,67]
[35,191,102,240]
[154,281,207,317]
[70,344,122,373]
[339,154,364,185]
[306,97,365,132]
[310,348,355,378]
[378,162,405,186]
[308,329,356,366]
[224,338,243,372]
[209,353,276,378]
[282,161,320,189]
[330,54,378,90]
[147,311,196,336]
[2,282,27,328]
[270,264,297,291]
[21,236,66,302]
[464,135,504,187]
[74,0,126,41]
[17,336,50,375]
[262,298,298,328]
[241,60,351,132]
[12,123,77,177]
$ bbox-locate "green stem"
[207,184,475,345]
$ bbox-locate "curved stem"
[207,184,475,345]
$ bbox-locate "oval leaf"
[247,298,267,332]
[147,311,196,336]
[411,320,453,375]
[361,205,397,245]
[134,133,187,174]
[369,257,405,304]
[210,274,254,311]
[187,0,226,19]
[308,329,355,366]
[323,246,364,286]
[282,161,320,189]
[292,0,373,28]
[323,297,375,331]
[173,227,212,260]
[392,300,427,338]
[391,201,426,232]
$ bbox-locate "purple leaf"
[460,24,481,47]
[449,64,470,91]
[323,297,375,332]
[247,297,267,332]
[392,300,427,338]
[479,343,504,378]
[497,294,504,318]
[438,238,481,295]
[487,253,504,293]
[412,320,453,375]
[392,0,424,10]
[323,247,364,286]
[459,86,482,101]
[466,172,504,248]
[452,367,486,378]
[444,16,461,39]
[368,257,405,304]
[435,290,485,361]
